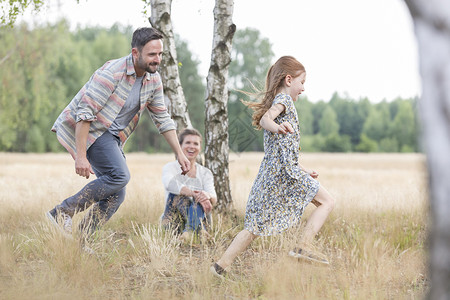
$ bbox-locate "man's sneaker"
[210,262,227,279]
[288,247,329,265]
[46,211,73,238]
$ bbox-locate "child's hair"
[243,56,305,130]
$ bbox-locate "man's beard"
[138,55,159,74]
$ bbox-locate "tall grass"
[0,152,428,299]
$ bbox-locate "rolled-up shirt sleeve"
[146,79,176,133]
[76,69,115,122]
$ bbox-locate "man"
[46,27,190,237]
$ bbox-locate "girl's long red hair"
[242,56,305,130]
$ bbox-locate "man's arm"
[162,129,190,174]
[74,120,94,179]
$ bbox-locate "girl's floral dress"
[244,93,320,236]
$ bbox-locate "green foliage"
[322,133,352,152]
[389,99,418,151]
[0,0,44,27]
[379,137,399,152]
[24,125,45,152]
[299,134,325,152]
[355,134,378,153]
[329,93,370,146]
[295,96,314,135]
[0,23,420,154]
[229,28,274,91]
[228,100,263,152]
[318,106,339,136]
[227,28,274,153]
[0,21,132,152]
[362,103,390,142]
[175,35,206,134]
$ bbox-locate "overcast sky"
[19,0,421,103]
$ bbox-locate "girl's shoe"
[288,247,329,265]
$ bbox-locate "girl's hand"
[305,168,319,178]
[277,122,294,134]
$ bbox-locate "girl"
[211,56,336,277]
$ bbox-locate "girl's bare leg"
[299,185,335,246]
[216,229,258,269]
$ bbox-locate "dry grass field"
[0,152,428,299]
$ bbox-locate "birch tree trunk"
[204,0,236,212]
[149,0,192,130]
[404,1,450,299]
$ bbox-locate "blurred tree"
[404,1,450,298]
[311,100,327,134]
[0,0,44,27]
[378,137,399,152]
[299,134,325,152]
[322,133,351,152]
[229,28,274,92]
[0,22,144,152]
[318,106,339,136]
[295,96,314,135]
[355,134,378,152]
[227,28,274,153]
[0,22,68,151]
[362,103,391,142]
[175,35,206,134]
[389,100,417,151]
[329,93,369,146]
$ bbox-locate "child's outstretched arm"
[260,104,294,134]
[299,162,319,178]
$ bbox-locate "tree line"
[0,22,419,153]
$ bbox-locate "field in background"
[0,152,428,299]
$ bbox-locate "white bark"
[204,0,236,212]
[404,1,450,299]
[149,0,192,130]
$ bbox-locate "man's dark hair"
[131,27,163,52]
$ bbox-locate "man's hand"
[177,152,190,175]
[162,129,191,175]
[75,156,94,179]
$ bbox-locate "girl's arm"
[260,104,294,134]
[299,162,319,178]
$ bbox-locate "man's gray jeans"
[51,131,130,235]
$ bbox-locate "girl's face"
[286,72,306,101]
[181,134,201,161]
